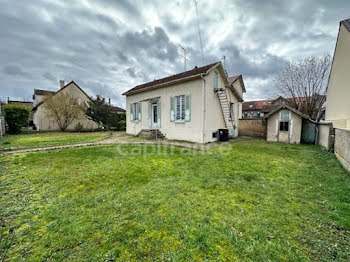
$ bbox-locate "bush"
[117,120,126,131]
[74,122,84,132]
[2,104,31,134]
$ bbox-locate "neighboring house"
[32,81,99,131]
[326,18,350,128]
[122,61,246,143]
[110,105,126,114]
[264,104,317,144]
[242,100,272,118]
[242,96,325,120]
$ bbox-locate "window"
[175,95,185,121]
[170,95,191,122]
[230,103,235,120]
[213,71,218,89]
[244,112,248,118]
[281,110,290,120]
[130,102,141,122]
[279,121,289,131]
[257,112,261,118]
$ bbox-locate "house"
[242,100,272,118]
[122,61,246,143]
[32,81,99,131]
[264,104,317,144]
[242,96,325,120]
[326,18,350,128]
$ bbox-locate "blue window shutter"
[158,101,161,128]
[130,103,134,122]
[148,102,152,128]
[170,97,175,122]
[138,102,142,121]
[185,94,191,122]
[214,71,218,89]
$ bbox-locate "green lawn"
[0,141,349,261]
[0,132,110,149]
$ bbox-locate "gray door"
[301,119,316,144]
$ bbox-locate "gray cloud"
[3,65,29,77]
[0,0,349,104]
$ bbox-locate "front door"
[151,103,158,128]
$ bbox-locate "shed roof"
[264,104,317,123]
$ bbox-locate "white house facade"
[123,62,245,143]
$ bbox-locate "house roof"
[32,81,91,111]
[264,104,317,123]
[242,100,271,111]
[122,62,221,95]
[229,75,246,92]
[111,106,126,113]
[34,89,55,96]
[341,18,350,32]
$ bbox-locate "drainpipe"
[201,74,206,143]
[315,124,319,145]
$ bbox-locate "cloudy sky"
[0,0,349,106]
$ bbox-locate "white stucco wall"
[125,67,243,143]
[326,24,350,129]
[204,69,240,143]
[33,82,98,131]
[126,78,205,143]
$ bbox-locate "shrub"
[117,120,126,131]
[2,104,31,134]
[74,122,84,132]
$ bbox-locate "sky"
[0,0,349,106]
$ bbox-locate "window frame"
[175,95,185,122]
[279,121,289,132]
[130,102,141,122]
[213,71,218,89]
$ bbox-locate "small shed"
[264,104,317,144]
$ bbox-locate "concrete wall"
[125,67,243,143]
[326,24,350,128]
[33,82,98,131]
[317,123,335,150]
[334,128,350,172]
[238,119,266,138]
[266,109,302,144]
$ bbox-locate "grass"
[0,132,110,149]
[0,141,349,261]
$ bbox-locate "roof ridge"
[123,61,221,95]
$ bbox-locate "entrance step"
[138,129,165,139]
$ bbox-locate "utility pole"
[178,44,188,71]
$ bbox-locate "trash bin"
[218,129,228,141]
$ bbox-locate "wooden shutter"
[214,71,218,89]
[138,102,141,121]
[185,94,191,122]
[130,103,134,122]
[148,102,152,128]
[170,97,175,122]
[157,101,161,128]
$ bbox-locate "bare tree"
[273,54,331,120]
[44,92,85,131]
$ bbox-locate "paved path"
[0,133,252,155]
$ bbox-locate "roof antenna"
[194,0,204,64]
[178,44,188,71]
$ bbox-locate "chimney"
[108,98,111,105]
[60,80,65,89]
